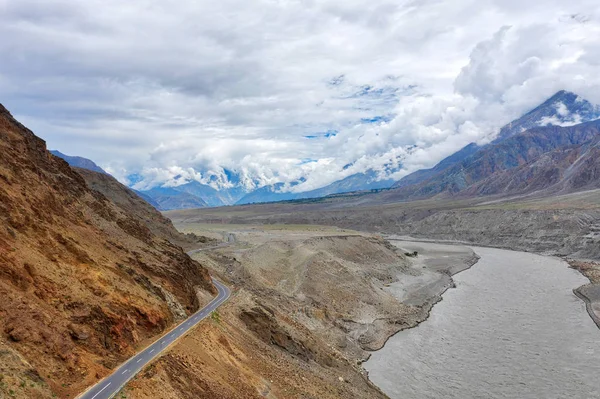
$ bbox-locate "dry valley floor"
[123,224,478,399]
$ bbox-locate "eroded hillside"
[75,168,216,251]
[0,104,215,398]
[123,224,469,398]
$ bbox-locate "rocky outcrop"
[240,306,315,362]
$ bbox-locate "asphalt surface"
[77,277,231,399]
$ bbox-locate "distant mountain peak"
[543,89,595,105]
[532,91,600,129]
[50,150,108,175]
[493,90,600,142]
[532,90,584,109]
[545,89,572,101]
[537,90,583,112]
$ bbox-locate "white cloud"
[2,0,600,191]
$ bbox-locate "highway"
[77,277,231,399]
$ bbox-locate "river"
[365,246,600,399]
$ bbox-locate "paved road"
[77,278,231,399]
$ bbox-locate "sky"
[2,0,600,192]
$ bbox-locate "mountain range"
[379,118,600,202]
[392,90,600,190]
[53,90,600,210]
[380,91,600,201]
[236,170,394,205]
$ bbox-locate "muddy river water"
[365,246,600,399]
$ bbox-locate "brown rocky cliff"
[0,104,215,399]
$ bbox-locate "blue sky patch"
[360,115,394,124]
[304,129,338,139]
[299,158,318,165]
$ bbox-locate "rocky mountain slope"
[0,104,215,399]
[393,90,600,189]
[76,168,216,250]
[48,158,221,211]
[382,118,600,201]
[462,135,600,197]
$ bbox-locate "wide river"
[365,246,600,399]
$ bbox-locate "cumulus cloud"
[2,0,600,191]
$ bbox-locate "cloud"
[2,0,600,191]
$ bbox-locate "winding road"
[77,276,231,399]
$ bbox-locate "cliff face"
[0,104,215,398]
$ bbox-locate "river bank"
[362,240,479,353]
[569,260,600,328]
